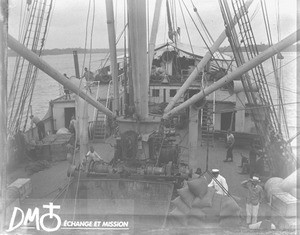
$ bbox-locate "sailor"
[82,67,94,90]
[208,169,228,195]
[224,129,235,162]
[85,146,103,162]
[69,115,76,135]
[30,115,46,140]
[249,143,258,178]
[241,176,264,224]
[63,73,71,99]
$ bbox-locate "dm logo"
[7,203,61,232]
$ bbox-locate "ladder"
[92,81,113,140]
[200,103,214,147]
[219,0,296,176]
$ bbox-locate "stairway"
[200,103,214,147]
[93,114,107,140]
[92,81,112,141]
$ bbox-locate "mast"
[127,0,148,119]
[0,0,8,230]
[148,0,163,74]
[106,0,119,115]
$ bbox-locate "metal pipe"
[163,29,300,119]
[164,0,254,113]
[0,0,7,230]
[106,0,119,115]
[8,34,115,118]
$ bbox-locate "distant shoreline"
[8,43,298,57]
[8,48,124,57]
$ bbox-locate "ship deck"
[8,125,292,234]
[7,129,268,216]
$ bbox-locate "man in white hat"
[241,176,264,224]
[208,169,228,195]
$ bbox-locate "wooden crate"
[36,134,72,162]
[271,192,297,217]
[8,178,32,201]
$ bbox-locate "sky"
[7,0,298,50]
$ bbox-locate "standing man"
[249,143,258,178]
[82,67,94,92]
[241,176,264,224]
[63,73,71,99]
[69,115,76,135]
[30,115,46,140]
[208,169,228,195]
[224,129,235,162]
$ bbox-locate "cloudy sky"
[8,0,298,49]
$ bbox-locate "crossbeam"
[8,34,115,119]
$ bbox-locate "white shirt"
[208,174,228,195]
[86,151,103,161]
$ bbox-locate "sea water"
[7,52,298,150]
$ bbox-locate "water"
[7,52,298,148]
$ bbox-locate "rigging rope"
[180,0,222,70]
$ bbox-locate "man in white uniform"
[208,169,228,195]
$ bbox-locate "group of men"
[191,129,272,229]
[204,168,271,229]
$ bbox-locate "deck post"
[188,106,199,169]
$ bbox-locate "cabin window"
[152,89,160,97]
[169,89,177,97]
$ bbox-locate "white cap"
[212,169,219,173]
[252,176,260,182]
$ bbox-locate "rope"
[180,0,222,70]
[80,0,92,76]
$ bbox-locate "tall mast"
[106,0,119,115]
[127,0,148,119]
[148,0,163,74]
[0,0,8,230]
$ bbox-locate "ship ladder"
[92,81,113,141]
[200,103,214,147]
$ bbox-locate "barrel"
[264,177,284,199]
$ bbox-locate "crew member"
[82,67,94,92]
[63,73,71,99]
[208,169,228,195]
[224,130,235,162]
[30,115,45,140]
[69,115,76,135]
[249,143,258,178]
[241,176,264,224]
[85,146,103,162]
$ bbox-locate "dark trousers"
[37,121,45,140]
[226,145,234,160]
